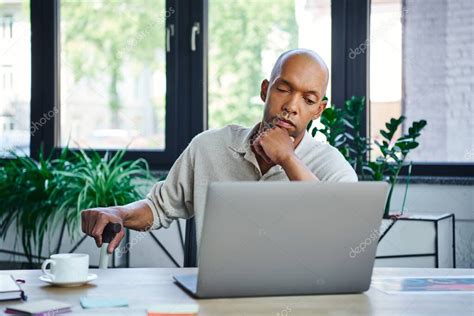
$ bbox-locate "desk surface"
[1,268,473,316]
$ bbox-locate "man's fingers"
[253,134,275,164]
[252,142,265,161]
[261,149,273,164]
[86,214,97,238]
[254,143,273,164]
[108,229,125,254]
[81,212,86,234]
[270,125,295,146]
[93,233,103,248]
[90,216,111,248]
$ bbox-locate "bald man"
[81,49,357,253]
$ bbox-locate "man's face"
[260,55,328,139]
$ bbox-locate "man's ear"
[312,98,328,120]
[260,79,269,102]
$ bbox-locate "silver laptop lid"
[196,182,388,298]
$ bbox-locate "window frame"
[30,0,205,170]
[25,0,474,175]
[333,0,473,177]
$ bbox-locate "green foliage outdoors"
[208,0,298,128]
[61,1,168,127]
[62,1,298,129]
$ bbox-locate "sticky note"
[80,297,128,309]
[147,303,199,316]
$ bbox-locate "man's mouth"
[274,117,296,129]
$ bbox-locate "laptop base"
[173,274,198,297]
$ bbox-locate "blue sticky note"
[80,297,129,309]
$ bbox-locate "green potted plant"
[0,147,153,268]
[307,97,455,268]
[0,147,70,266]
[307,96,427,218]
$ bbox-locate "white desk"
[1,268,473,315]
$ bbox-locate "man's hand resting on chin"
[251,125,318,181]
[252,126,295,165]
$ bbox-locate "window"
[370,0,473,163]
[0,2,30,157]
[59,0,170,150]
[369,0,403,160]
[25,0,473,176]
[1,14,13,39]
[208,0,331,129]
[1,65,13,90]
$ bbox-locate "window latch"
[166,24,174,53]
[191,22,200,52]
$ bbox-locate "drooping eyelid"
[274,78,292,89]
[276,83,291,91]
[305,94,317,103]
[305,91,319,101]
[305,97,316,105]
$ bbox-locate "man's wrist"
[279,152,298,169]
[114,206,129,226]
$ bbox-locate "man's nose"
[283,94,298,115]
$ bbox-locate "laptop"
[174,181,388,298]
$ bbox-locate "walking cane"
[99,222,122,269]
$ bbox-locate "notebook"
[4,299,72,316]
[0,275,24,301]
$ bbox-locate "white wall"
[389,183,474,268]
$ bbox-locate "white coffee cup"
[41,253,89,283]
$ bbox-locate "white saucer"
[39,273,97,287]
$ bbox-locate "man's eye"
[305,98,316,105]
[277,87,289,93]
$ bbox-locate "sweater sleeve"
[145,144,195,230]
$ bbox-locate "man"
[81,49,357,254]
